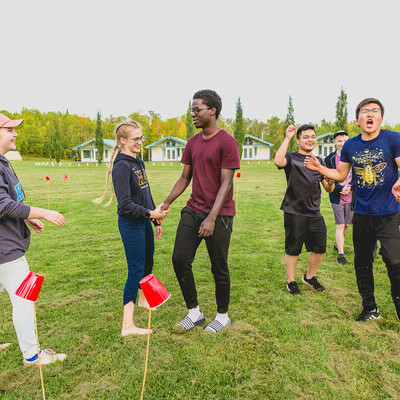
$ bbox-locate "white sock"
[187,305,201,321]
[215,312,230,326]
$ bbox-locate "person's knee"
[336,224,345,231]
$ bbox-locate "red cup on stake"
[139,274,170,308]
[139,274,170,400]
[15,272,46,399]
[63,174,67,180]
[45,176,50,181]
[236,172,241,178]
[15,272,44,302]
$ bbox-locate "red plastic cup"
[236,172,241,178]
[45,176,50,181]
[63,174,67,180]
[139,274,170,308]
[15,272,44,302]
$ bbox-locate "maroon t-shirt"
[181,130,240,216]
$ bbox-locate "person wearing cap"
[324,130,354,265]
[305,98,400,322]
[0,113,67,366]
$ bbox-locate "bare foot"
[121,326,153,336]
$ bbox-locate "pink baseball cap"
[0,113,24,128]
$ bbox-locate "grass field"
[1,160,400,400]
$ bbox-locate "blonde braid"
[92,120,141,205]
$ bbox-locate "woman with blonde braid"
[94,121,169,335]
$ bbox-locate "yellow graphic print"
[352,148,387,189]
[134,170,148,186]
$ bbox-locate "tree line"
[2,88,400,161]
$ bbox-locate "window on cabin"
[83,150,90,159]
[249,148,253,158]
[244,148,248,159]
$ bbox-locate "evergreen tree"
[284,95,296,152]
[234,97,245,159]
[95,110,104,164]
[335,87,348,131]
[185,101,196,140]
[52,119,63,163]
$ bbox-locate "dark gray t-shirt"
[0,155,31,264]
[279,152,325,217]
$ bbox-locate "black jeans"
[172,207,233,313]
[353,213,400,310]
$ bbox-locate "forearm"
[27,206,50,219]
[207,183,232,221]
[274,138,291,167]
[317,165,346,182]
[163,176,191,206]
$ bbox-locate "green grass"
[1,160,399,399]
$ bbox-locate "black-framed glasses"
[129,135,145,143]
[359,108,381,115]
[191,107,210,115]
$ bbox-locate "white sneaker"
[0,343,10,351]
[24,349,66,367]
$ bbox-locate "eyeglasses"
[359,108,381,115]
[191,107,210,115]
[129,135,145,143]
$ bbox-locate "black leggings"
[353,213,400,310]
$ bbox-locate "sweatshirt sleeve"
[0,173,30,219]
[112,163,150,218]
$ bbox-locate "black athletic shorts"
[284,212,327,255]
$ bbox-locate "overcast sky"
[2,0,399,126]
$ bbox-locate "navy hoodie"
[112,153,157,222]
[0,155,31,264]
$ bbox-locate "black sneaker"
[337,254,347,265]
[355,308,382,322]
[333,243,338,252]
[302,274,325,292]
[287,281,301,295]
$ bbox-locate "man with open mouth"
[305,98,400,323]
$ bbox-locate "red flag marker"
[45,176,50,181]
[62,174,67,180]
[236,172,241,178]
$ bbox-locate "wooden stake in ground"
[34,303,46,400]
[15,272,46,400]
[45,176,50,208]
[140,310,152,400]
[62,174,67,203]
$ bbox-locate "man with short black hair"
[161,90,240,333]
[275,124,334,295]
[325,130,354,265]
[305,98,400,322]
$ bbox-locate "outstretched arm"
[160,164,192,211]
[305,157,351,183]
[274,125,296,167]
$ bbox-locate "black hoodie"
[0,155,31,264]
[112,153,157,221]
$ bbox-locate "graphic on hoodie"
[14,182,25,202]
[134,169,149,188]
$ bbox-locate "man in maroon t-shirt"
[161,89,240,333]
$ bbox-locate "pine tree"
[52,119,62,163]
[185,101,196,140]
[284,96,296,152]
[234,97,245,159]
[335,87,348,131]
[95,110,104,164]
